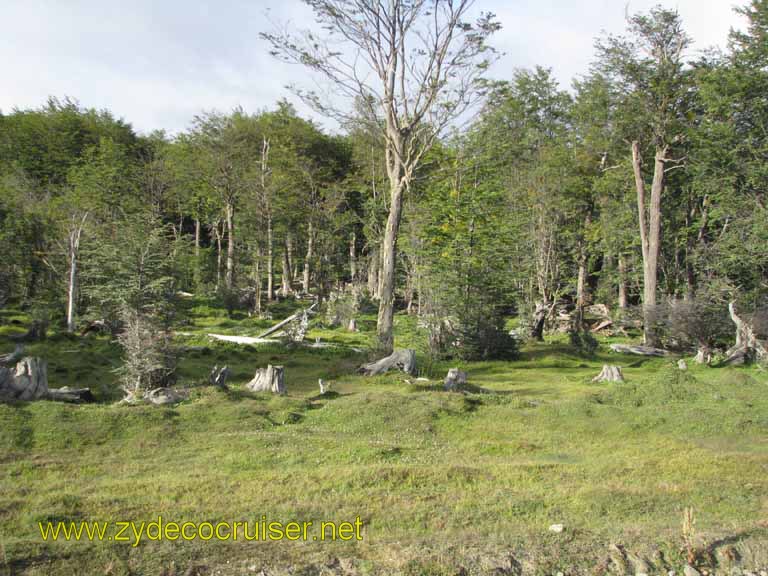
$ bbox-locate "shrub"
[116,308,176,397]
[569,329,599,356]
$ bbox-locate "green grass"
[1,301,767,575]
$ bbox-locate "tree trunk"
[303,221,314,294]
[575,214,591,330]
[266,214,274,301]
[367,247,379,298]
[252,244,262,315]
[376,180,405,354]
[66,235,78,333]
[213,222,223,291]
[349,232,357,285]
[531,301,549,341]
[193,218,201,290]
[65,215,87,333]
[194,219,200,259]
[225,202,235,289]
[286,232,295,284]
[618,253,628,310]
[632,141,666,347]
[281,239,292,297]
[575,257,587,330]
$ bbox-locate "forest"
[0,1,767,575]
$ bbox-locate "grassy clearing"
[0,300,767,575]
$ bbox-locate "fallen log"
[609,344,669,357]
[47,387,94,403]
[247,365,286,394]
[359,349,416,376]
[444,368,468,392]
[590,319,613,333]
[256,301,318,340]
[592,365,624,382]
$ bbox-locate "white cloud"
[0,0,746,134]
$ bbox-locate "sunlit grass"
[0,300,767,574]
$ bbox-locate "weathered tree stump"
[724,301,767,365]
[318,379,330,394]
[677,359,688,371]
[0,357,49,400]
[694,345,712,365]
[359,349,416,376]
[347,318,358,332]
[208,365,230,389]
[609,343,668,357]
[444,368,468,392]
[247,365,286,394]
[592,365,624,382]
[1,357,93,403]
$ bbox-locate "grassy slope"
[0,302,767,575]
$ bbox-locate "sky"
[0,0,745,135]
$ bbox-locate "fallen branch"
[610,344,669,357]
[256,301,318,340]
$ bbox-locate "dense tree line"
[1,1,766,365]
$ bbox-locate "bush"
[426,305,518,361]
[653,292,732,352]
[116,308,176,396]
[569,329,598,356]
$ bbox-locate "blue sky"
[0,0,743,135]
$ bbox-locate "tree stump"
[444,368,468,392]
[347,318,357,332]
[677,359,688,371]
[247,365,286,394]
[208,365,230,389]
[592,365,624,382]
[0,357,49,401]
[359,349,416,376]
[724,301,767,365]
[694,346,712,365]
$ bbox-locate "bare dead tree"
[262,0,499,352]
